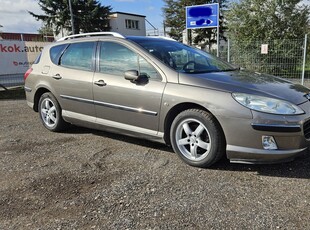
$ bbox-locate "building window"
[125,19,139,30]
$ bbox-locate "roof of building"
[110,11,146,18]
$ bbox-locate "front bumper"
[218,101,310,164]
[226,145,307,164]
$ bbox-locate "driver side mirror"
[124,70,139,81]
[124,70,149,85]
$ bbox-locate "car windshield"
[128,37,238,73]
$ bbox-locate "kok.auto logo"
[0,44,44,53]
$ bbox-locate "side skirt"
[62,110,165,143]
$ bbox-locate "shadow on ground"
[0,87,25,99]
[66,125,310,179]
[211,153,310,179]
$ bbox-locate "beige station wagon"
[24,32,310,167]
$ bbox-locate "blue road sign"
[186,3,219,29]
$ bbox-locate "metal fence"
[0,32,54,42]
[217,36,309,85]
[0,74,24,90]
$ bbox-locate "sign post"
[186,3,220,56]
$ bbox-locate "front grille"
[303,120,310,139]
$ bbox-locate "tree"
[38,23,53,35]
[29,0,112,35]
[37,23,54,41]
[226,0,310,42]
[226,0,310,77]
[163,0,229,50]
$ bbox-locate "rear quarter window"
[33,53,42,64]
[49,44,67,65]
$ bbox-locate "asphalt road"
[0,99,309,229]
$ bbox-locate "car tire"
[170,109,225,168]
[38,92,67,132]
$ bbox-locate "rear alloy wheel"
[170,109,225,167]
[38,92,67,132]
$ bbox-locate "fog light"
[262,136,278,150]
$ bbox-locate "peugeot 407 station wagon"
[24,32,310,167]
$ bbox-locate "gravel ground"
[0,99,309,229]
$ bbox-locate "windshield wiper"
[183,69,218,74]
[219,68,240,72]
[182,67,240,74]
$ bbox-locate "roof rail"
[57,32,125,41]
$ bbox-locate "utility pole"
[68,0,75,34]
[163,21,166,37]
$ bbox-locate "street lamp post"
[68,0,75,34]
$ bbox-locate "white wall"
[110,13,146,36]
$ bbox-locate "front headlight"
[232,93,304,115]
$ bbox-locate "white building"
[53,11,147,40]
[109,12,146,36]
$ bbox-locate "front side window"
[60,42,95,71]
[99,42,160,80]
[99,42,138,75]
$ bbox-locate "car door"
[50,41,96,120]
[93,41,166,135]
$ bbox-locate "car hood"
[179,70,310,105]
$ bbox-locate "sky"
[0,0,309,35]
[0,0,165,34]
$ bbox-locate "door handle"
[94,80,107,86]
[52,74,62,80]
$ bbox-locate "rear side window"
[60,42,95,71]
[50,44,67,64]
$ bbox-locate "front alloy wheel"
[170,109,225,167]
[175,118,211,161]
